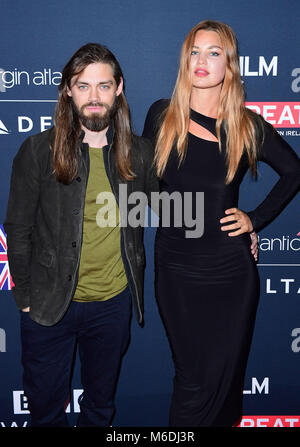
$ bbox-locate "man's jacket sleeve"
[4,137,41,310]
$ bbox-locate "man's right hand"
[21,307,30,312]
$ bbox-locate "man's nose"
[88,86,101,102]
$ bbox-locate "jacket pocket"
[36,248,55,268]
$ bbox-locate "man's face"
[67,62,123,132]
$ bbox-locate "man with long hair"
[4,43,157,426]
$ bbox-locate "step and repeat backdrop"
[0,0,299,428]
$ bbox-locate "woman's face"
[190,30,227,92]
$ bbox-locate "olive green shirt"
[73,147,127,302]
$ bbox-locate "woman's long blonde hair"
[154,20,264,183]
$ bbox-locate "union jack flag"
[0,224,14,290]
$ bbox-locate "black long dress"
[142,99,300,427]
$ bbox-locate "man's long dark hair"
[53,43,134,184]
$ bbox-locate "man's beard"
[74,98,118,132]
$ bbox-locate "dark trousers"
[20,287,131,427]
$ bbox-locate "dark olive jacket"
[4,126,158,326]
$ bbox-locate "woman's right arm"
[142,99,169,142]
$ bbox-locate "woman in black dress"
[143,20,300,427]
